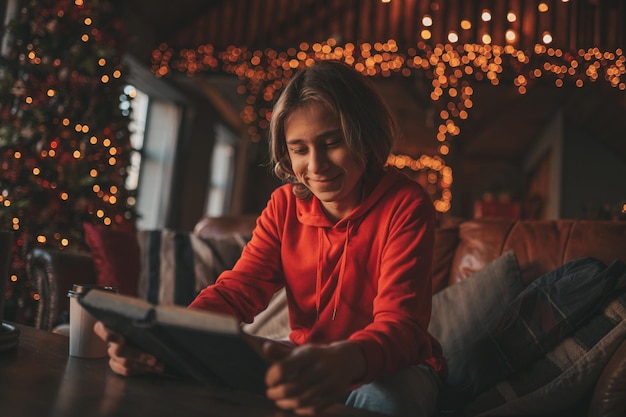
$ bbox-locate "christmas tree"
[0,0,136,323]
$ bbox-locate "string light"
[151,11,625,214]
[542,32,553,44]
[506,30,516,43]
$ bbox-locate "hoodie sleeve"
[188,189,287,322]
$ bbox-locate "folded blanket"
[448,257,626,400]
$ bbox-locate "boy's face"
[285,102,365,221]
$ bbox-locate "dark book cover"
[78,289,269,395]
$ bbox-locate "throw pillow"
[453,258,626,400]
[463,292,626,416]
[83,222,140,296]
[136,229,249,306]
[428,250,524,408]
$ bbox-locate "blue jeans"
[344,365,441,417]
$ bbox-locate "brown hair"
[268,60,397,199]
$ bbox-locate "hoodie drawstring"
[315,229,324,321]
[333,221,350,320]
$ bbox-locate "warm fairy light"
[507,12,517,22]
[422,15,432,27]
[33,167,40,175]
[96,209,104,218]
[448,32,459,43]
[506,30,516,43]
[421,30,432,40]
[542,32,553,44]
[73,150,81,158]
[101,75,110,83]
[47,89,55,97]
[460,20,472,30]
[81,34,89,42]
[98,58,106,66]
[84,17,92,25]
[482,34,492,44]
[60,192,69,200]
[538,3,549,12]
[36,235,46,243]
[481,10,492,21]
[386,153,452,212]
[61,238,69,247]
[14,151,21,158]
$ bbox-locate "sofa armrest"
[588,338,626,417]
[26,248,96,330]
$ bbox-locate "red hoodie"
[189,167,446,384]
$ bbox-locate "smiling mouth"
[310,173,341,183]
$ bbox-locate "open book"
[78,289,269,395]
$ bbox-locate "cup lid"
[68,284,117,297]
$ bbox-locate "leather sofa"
[25,216,626,417]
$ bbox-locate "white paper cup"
[68,284,117,358]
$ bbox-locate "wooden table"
[0,324,382,417]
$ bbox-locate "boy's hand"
[93,321,164,376]
[264,341,365,415]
